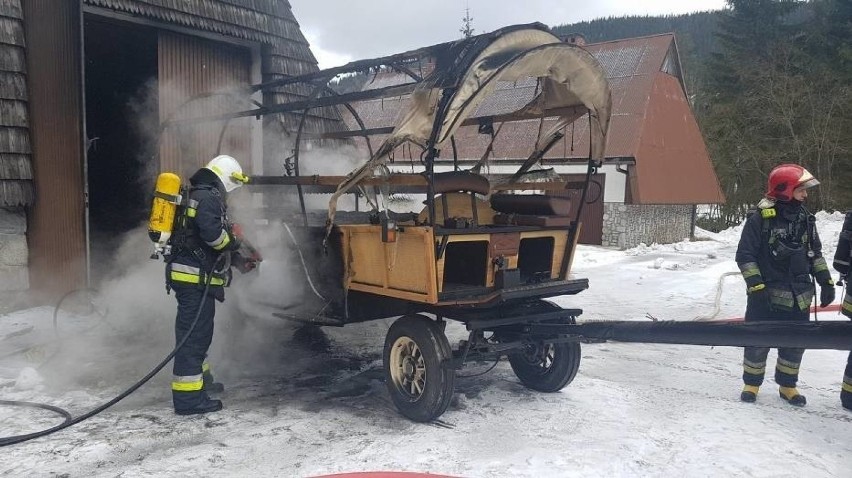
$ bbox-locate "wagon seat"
[490,192,573,227]
[417,171,497,227]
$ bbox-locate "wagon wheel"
[383,315,455,422]
[508,339,581,392]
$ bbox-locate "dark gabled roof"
[83,0,308,46]
[0,0,33,207]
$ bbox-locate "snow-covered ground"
[1,213,850,477]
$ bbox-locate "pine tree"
[460,6,474,38]
[702,0,851,214]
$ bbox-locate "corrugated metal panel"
[633,73,724,204]
[158,31,252,176]
[22,0,87,295]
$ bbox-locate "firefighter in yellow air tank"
[148,171,182,259]
[149,155,261,416]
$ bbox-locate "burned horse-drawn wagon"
[173,23,611,421]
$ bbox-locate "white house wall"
[387,163,626,203]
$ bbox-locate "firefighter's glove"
[747,283,770,306]
[232,252,258,274]
[819,283,836,308]
[229,223,245,250]
[231,223,245,241]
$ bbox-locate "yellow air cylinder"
[148,172,181,249]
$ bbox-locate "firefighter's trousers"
[742,296,807,388]
[172,284,218,412]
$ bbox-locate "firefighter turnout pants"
[172,284,219,412]
[742,295,807,388]
[743,347,804,388]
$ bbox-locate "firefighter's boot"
[174,391,223,416]
[779,386,807,407]
[203,380,225,394]
[740,385,759,403]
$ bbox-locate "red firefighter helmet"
[765,164,819,201]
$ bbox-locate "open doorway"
[84,17,158,284]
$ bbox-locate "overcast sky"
[290,0,728,69]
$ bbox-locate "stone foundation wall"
[602,204,694,249]
[0,208,29,292]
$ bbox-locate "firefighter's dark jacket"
[833,211,852,318]
[735,201,832,312]
[834,212,852,278]
[166,168,239,298]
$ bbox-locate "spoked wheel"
[384,315,455,422]
[508,339,581,392]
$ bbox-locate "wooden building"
[0,0,331,299]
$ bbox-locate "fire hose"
[691,271,743,321]
[0,255,224,447]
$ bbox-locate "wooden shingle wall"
[0,0,33,207]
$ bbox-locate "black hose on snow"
[0,257,222,447]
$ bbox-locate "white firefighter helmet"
[205,155,248,192]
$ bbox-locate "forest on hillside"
[554,0,852,227]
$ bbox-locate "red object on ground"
[312,473,457,478]
[728,303,842,322]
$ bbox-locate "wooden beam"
[166,82,419,125]
[317,106,587,139]
[248,174,593,192]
